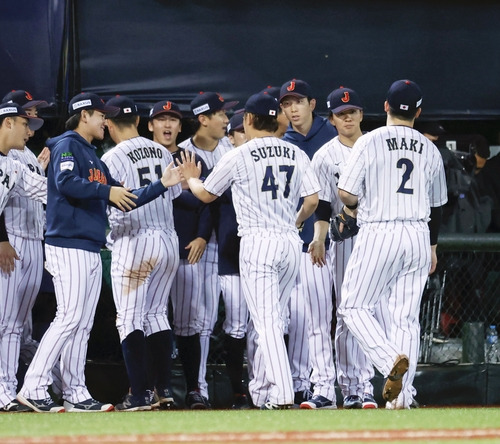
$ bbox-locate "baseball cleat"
[63,398,114,412]
[231,394,251,410]
[152,388,176,410]
[260,401,292,410]
[343,395,362,409]
[115,393,151,412]
[293,389,313,406]
[300,394,336,410]
[382,354,409,402]
[185,390,210,410]
[362,393,378,409]
[1,400,33,413]
[16,394,65,413]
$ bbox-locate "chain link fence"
[419,234,500,365]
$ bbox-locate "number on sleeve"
[396,158,414,195]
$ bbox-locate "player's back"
[102,136,181,237]
[225,136,317,236]
[349,125,445,223]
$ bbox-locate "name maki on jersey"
[127,146,164,164]
[250,145,296,162]
[386,138,424,154]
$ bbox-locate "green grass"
[0,408,499,439]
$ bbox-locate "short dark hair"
[388,105,418,122]
[245,112,278,133]
[65,109,96,130]
[108,115,137,128]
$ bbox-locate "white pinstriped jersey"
[179,136,233,170]
[338,126,447,224]
[0,156,46,215]
[5,147,45,240]
[101,136,181,239]
[312,136,354,216]
[202,136,321,236]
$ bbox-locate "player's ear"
[359,110,364,123]
[415,108,422,119]
[328,112,335,126]
[135,116,140,127]
[147,120,153,133]
[309,98,316,112]
[383,101,390,113]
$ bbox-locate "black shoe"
[343,395,362,409]
[63,398,114,413]
[293,389,312,406]
[152,388,176,410]
[16,395,65,413]
[115,393,151,412]
[185,390,209,410]
[2,400,33,413]
[232,394,251,410]
[409,398,420,408]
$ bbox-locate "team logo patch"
[287,81,296,92]
[163,101,172,110]
[269,110,276,116]
[217,93,225,103]
[72,99,92,111]
[0,106,17,116]
[60,152,75,171]
[193,103,210,115]
[123,107,132,114]
[25,91,34,101]
[341,91,350,103]
[400,104,409,110]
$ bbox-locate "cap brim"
[150,110,183,120]
[26,116,44,131]
[221,100,239,110]
[23,100,49,109]
[330,105,363,114]
[279,92,307,102]
[96,105,120,118]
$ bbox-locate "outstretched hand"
[176,150,202,182]
[0,241,19,275]
[109,186,138,212]
[37,147,50,170]
[161,161,182,188]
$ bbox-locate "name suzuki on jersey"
[126,146,164,164]
[250,145,296,162]
[386,137,424,154]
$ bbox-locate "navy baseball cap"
[279,79,312,102]
[245,91,279,117]
[261,86,281,101]
[2,90,48,109]
[190,92,239,116]
[105,95,138,117]
[227,110,244,133]
[149,100,183,120]
[326,87,363,114]
[416,121,446,136]
[0,102,44,131]
[386,80,423,115]
[68,92,120,117]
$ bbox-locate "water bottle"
[485,325,499,363]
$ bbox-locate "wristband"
[345,202,358,210]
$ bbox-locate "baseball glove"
[330,208,359,242]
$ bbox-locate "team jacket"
[282,114,337,250]
[45,131,168,253]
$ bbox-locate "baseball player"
[307,87,379,409]
[178,91,238,403]
[279,79,338,406]
[177,91,321,409]
[102,96,182,411]
[17,92,181,413]
[216,110,250,409]
[0,102,47,412]
[260,86,289,138]
[148,99,211,409]
[337,80,447,409]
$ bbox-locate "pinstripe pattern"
[102,136,180,345]
[241,235,301,405]
[170,260,202,337]
[110,231,179,341]
[337,123,448,408]
[0,157,46,212]
[0,148,48,408]
[200,135,320,406]
[178,136,235,399]
[220,274,248,339]
[313,137,375,398]
[20,246,102,403]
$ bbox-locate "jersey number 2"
[261,165,295,199]
[396,158,414,195]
